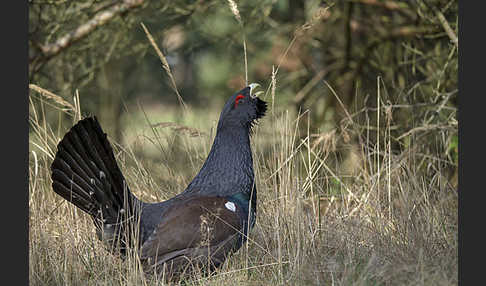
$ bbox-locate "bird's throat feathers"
[185,125,255,194]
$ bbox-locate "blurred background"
[28,1,458,283]
[29,0,458,187]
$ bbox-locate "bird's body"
[50,84,266,280]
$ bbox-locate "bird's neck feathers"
[185,124,255,195]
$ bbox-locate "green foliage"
[448,134,458,165]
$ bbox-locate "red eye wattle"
[234,94,245,108]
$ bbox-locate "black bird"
[50,84,267,280]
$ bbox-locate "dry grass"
[29,79,457,285]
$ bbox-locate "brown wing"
[140,196,243,278]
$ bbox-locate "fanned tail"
[50,116,137,235]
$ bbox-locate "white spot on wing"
[225,201,236,212]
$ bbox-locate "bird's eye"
[234,94,245,108]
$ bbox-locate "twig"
[397,124,453,140]
[293,70,327,104]
[33,0,144,62]
[140,22,187,112]
[434,8,458,47]
[322,80,354,125]
[421,0,458,47]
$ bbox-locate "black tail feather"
[51,116,134,225]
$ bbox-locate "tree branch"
[30,0,144,67]
[434,8,458,48]
[420,0,458,48]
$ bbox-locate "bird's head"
[218,83,267,130]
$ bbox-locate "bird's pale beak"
[248,83,264,98]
